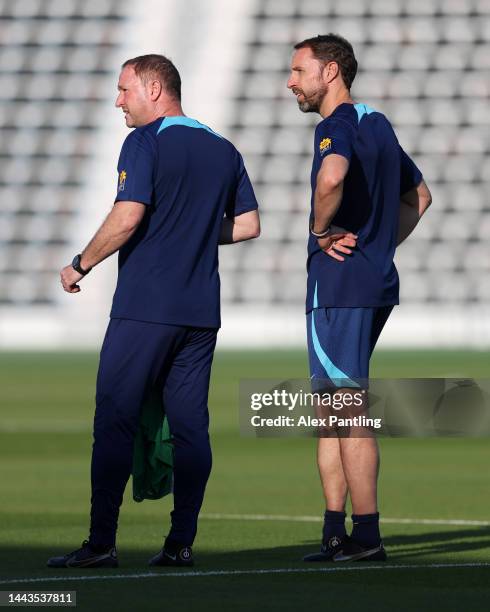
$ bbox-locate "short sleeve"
[399,146,423,195]
[115,128,156,205]
[315,118,354,162]
[225,151,259,218]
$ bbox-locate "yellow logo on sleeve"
[319,138,332,153]
[118,170,127,192]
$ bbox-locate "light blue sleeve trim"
[354,103,376,124]
[311,283,360,388]
[157,116,223,139]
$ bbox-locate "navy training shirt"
[307,102,423,312]
[111,116,258,328]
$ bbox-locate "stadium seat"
[362,44,398,70]
[369,19,404,44]
[470,44,490,69]
[394,241,428,271]
[405,18,441,43]
[270,127,311,154]
[0,215,17,242]
[78,0,116,17]
[387,73,425,99]
[453,127,489,154]
[423,73,459,99]
[287,214,311,241]
[298,0,336,17]
[334,0,370,17]
[238,271,276,302]
[404,0,439,16]
[399,272,431,301]
[239,101,277,127]
[475,276,490,300]
[278,243,308,272]
[442,155,481,182]
[431,272,475,302]
[45,0,78,18]
[442,18,479,43]
[460,73,490,98]
[256,19,295,44]
[219,272,236,301]
[476,213,490,240]
[463,243,490,271]
[397,45,435,70]
[427,100,462,126]
[261,0,297,17]
[370,0,403,17]
[278,272,307,302]
[427,243,461,270]
[390,101,426,126]
[450,183,486,211]
[219,246,243,272]
[418,127,454,154]
[28,46,65,72]
[353,73,389,99]
[250,45,290,72]
[234,128,271,155]
[434,44,472,70]
[262,155,303,183]
[240,242,278,272]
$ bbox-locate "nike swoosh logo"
[165,552,177,561]
[66,552,114,567]
[333,545,383,562]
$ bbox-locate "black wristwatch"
[71,254,92,276]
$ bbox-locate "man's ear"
[149,79,162,101]
[323,61,339,84]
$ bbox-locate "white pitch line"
[200,513,490,527]
[1,563,489,586]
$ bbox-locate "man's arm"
[312,154,349,234]
[313,154,357,261]
[219,209,260,245]
[60,201,146,293]
[397,180,432,246]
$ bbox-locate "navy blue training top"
[307,102,423,312]
[111,116,258,328]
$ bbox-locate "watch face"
[72,255,80,268]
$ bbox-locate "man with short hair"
[48,54,260,568]
[287,34,431,562]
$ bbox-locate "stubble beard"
[296,83,327,114]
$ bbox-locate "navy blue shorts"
[306,306,393,388]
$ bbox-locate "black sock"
[164,536,190,553]
[322,510,347,544]
[351,512,381,548]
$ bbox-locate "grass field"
[0,350,489,611]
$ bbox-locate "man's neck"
[147,103,186,123]
[319,90,353,119]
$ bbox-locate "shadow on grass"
[1,527,490,581]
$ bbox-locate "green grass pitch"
[0,350,489,611]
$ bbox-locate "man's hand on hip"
[317,225,357,262]
[60,265,83,293]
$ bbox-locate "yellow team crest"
[118,169,127,192]
[319,137,332,153]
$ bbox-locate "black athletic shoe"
[47,540,118,569]
[148,542,194,567]
[303,535,345,562]
[332,536,387,562]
